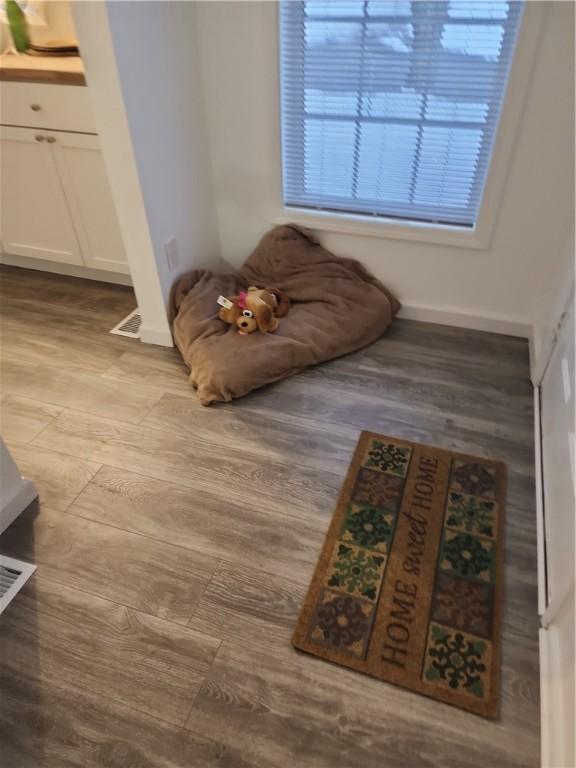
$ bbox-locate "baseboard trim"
[139,324,174,348]
[0,253,133,286]
[397,301,532,339]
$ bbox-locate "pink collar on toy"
[237,290,248,310]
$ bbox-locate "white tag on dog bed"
[217,295,233,309]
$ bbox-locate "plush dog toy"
[218,286,290,335]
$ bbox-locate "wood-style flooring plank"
[0,300,134,373]
[0,335,123,376]
[0,498,55,562]
[0,577,220,727]
[0,503,218,625]
[0,666,253,768]
[191,561,307,648]
[102,348,193,395]
[0,264,135,315]
[142,392,354,475]
[6,442,100,511]
[0,394,62,444]
[358,319,531,376]
[1,360,164,424]
[0,295,130,337]
[33,410,343,522]
[185,641,539,768]
[233,363,533,442]
[69,465,326,581]
[0,267,137,375]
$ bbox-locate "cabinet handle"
[30,104,42,112]
[35,135,44,142]
[45,136,56,144]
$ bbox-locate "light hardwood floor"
[0,266,539,768]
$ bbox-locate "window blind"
[280,0,524,227]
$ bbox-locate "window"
[279,0,524,228]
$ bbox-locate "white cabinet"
[0,126,84,265]
[52,132,129,273]
[0,82,128,276]
[1,81,95,133]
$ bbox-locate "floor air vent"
[110,309,142,338]
[0,556,36,614]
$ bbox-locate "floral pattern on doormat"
[351,468,404,512]
[439,529,495,584]
[451,461,496,499]
[340,503,396,553]
[309,589,375,658]
[363,440,412,477]
[324,542,387,602]
[423,623,491,701]
[431,573,493,638]
[445,492,497,539]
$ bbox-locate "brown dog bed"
[170,225,400,405]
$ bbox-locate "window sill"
[272,207,491,250]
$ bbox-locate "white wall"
[106,1,221,288]
[74,1,171,345]
[196,1,574,353]
[74,0,221,346]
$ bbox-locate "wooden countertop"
[0,52,85,86]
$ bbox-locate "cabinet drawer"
[0,81,96,133]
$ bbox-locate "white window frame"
[273,1,544,249]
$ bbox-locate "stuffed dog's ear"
[255,303,278,333]
[266,288,290,318]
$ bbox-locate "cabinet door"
[0,126,83,265]
[51,132,129,274]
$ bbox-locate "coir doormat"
[292,432,506,718]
